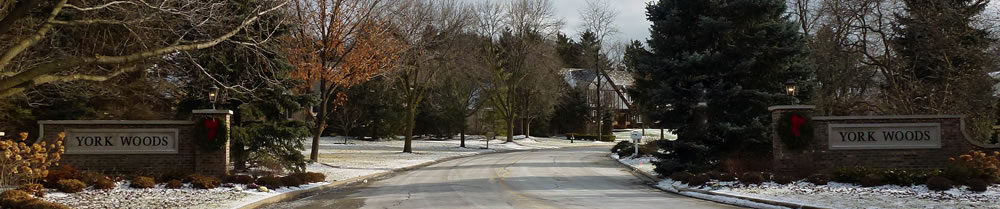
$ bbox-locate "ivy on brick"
[777,112,813,150]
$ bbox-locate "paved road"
[266,146,739,209]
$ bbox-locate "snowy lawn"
[43,135,601,209]
[614,154,1000,209]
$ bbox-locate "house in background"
[560,68,639,130]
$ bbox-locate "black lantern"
[209,86,220,109]
[785,79,798,96]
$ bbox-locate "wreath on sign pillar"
[777,112,813,150]
[194,116,228,151]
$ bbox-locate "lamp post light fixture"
[208,86,220,109]
[785,79,798,96]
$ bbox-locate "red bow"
[791,114,806,138]
[204,118,220,141]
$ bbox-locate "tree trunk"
[404,105,416,153]
[526,118,533,138]
[310,125,323,162]
[506,116,514,142]
[460,127,466,148]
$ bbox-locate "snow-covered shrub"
[716,172,736,182]
[55,179,86,193]
[129,176,156,189]
[859,173,885,187]
[165,180,184,189]
[807,174,830,185]
[670,172,694,183]
[93,178,116,190]
[968,179,988,192]
[79,171,107,186]
[926,176,953,191]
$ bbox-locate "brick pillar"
[192,109,232,177]
[768,105,815,176]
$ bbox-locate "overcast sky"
[459,0,655,45]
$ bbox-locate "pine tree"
[890,0,996,140]
[632,0,811,173]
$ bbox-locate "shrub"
[305,172,326,183]
[190,175,221,189]
[130,176,156,189]
[639,142,659,156]
[670,172,694,183]
[224,175,255,185]
[761,172,775,181]
[945,150,1000,185]
[55,179,86,193]
[859,173,885,187]
[281,175,306,187]
[1,190,33,208]
[967,179,988,192]
[159,169,192,183]
[773,175,797,184]
[256,176,283,189]
[831,166,881,184]
[808,174,830,185]
[17,183,45,197]
[739,172,764,185]
[79,171,107,186]
[688,174,711,186]
[717,172,736,182]
[44,165,81,188]
[166,180,184,189]
[94,178,116,190]
[611,141,633,156]
[2,133,65,188]
[926,176,953,191]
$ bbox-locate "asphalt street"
[265,146,739,209]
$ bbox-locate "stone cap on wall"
[192,109,233,115]
[814,115,963,121]
[767,105,816,111]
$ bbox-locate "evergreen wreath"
[776,112,813,150]
[194,116,228,151]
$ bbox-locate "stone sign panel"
[828,123,942,150]
[65,128,179,154]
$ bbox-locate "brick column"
[192,109,232,177]
[768,105,815,176]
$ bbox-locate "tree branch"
[0,0,68,71]
[64,1,137,11]
[0,0,42,35]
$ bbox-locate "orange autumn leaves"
[283,0,404,100]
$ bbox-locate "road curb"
[236,148,530,209]
[611,156,830,209]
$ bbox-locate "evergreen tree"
[890,0,996,140]
[632,0,811,173]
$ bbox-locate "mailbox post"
[630,130,642,158]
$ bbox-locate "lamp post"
[785,79,798,96]
[208,86,219,109]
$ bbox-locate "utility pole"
[595,52,603,142]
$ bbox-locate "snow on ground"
[42,136,604,209]
[613,128,678,141]
[615,154,1000,209]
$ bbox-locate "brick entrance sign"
[769,105,1000,175]
[34,109,232,176]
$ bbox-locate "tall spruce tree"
[632,0,811,173]
[890,0,996,140]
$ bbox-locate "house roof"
[560,68,634,88]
